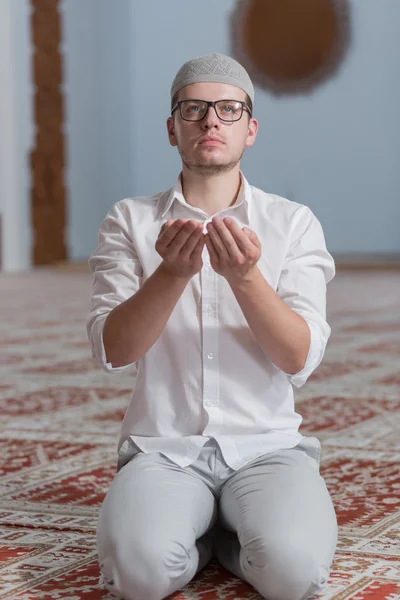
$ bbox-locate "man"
[87,52,338,600]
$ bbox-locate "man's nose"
[202,106,221,128]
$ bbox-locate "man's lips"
[199,138,224,146]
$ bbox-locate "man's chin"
[179,145,245,174]
[182,158,239,175]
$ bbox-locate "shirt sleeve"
[86,201,144,373]
[275,205,335,388]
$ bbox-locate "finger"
[206,223,230,260]
[180,224,204,257]
[160,219,187,244]
[191,232,206,257]
[159,219,174,237]
[169,221,204,258]
[223,219,255,254]
[209,221,241,260]
[245,228,260,248]
[204,234,218,262]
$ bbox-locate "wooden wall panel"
[30,0,67,265]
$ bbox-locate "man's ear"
[245,117,258,148]
[167,116,177,147]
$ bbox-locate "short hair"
[171,91,253,117]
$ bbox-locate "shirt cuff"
[282,318,325,388]
[92,314,138,373]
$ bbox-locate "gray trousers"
[97,438,338,600]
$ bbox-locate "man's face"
[166,82,258,175]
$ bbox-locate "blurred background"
[0,0,399,272]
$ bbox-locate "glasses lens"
[180,101,207,121]
[216,101,243,121]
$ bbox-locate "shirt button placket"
[201,236,220,433]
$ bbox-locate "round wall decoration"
[230,0,351,95]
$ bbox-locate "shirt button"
[207,305,213,313]
[207,353,214,360]
[205,261,211,268]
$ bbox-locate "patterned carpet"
[0,268,399,600]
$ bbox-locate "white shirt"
[87,171,335,471]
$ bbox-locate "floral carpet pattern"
[0,268,399,599]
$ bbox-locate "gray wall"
[62,0,400,259]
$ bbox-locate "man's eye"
[221,104,241,114]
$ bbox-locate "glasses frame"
[171,99,252,122]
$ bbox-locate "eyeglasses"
[171,99,252,122]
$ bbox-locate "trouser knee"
[243,543,330,600]
[98,538,193,600]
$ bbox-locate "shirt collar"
[160,170,251,225]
